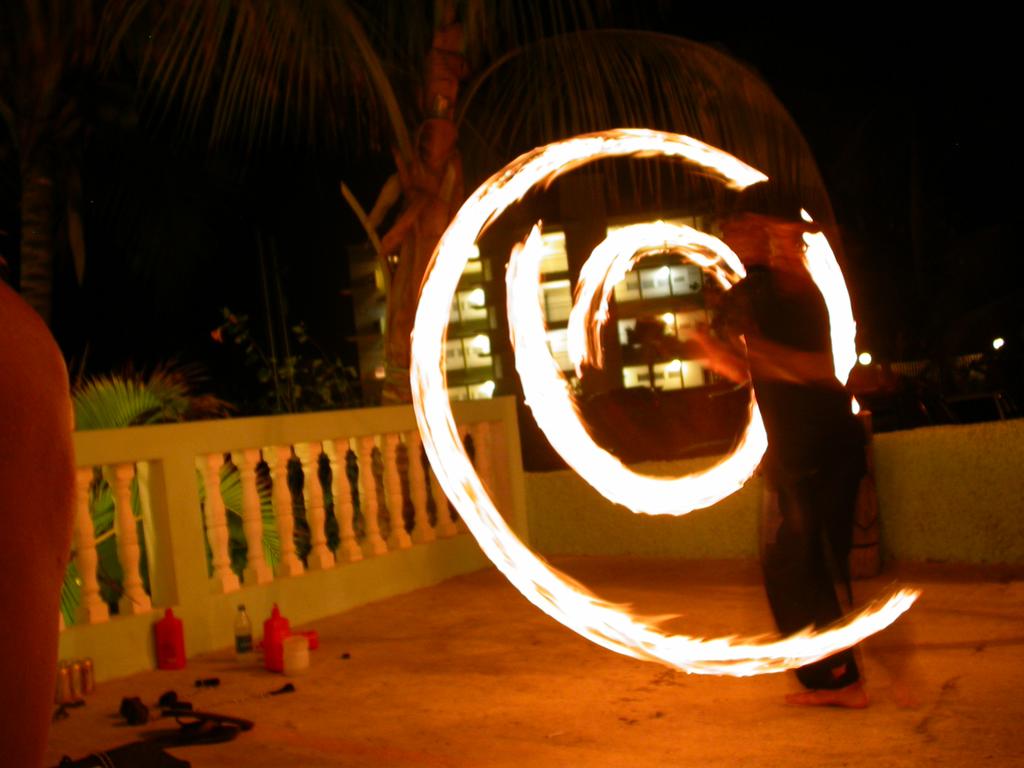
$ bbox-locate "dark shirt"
[715,266,865,482]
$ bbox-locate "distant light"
[467,288,486,307]
[373,366,386,380]
[993,337,1005,350]
[666,359,683,373]
[660,312,675,326]
[800,209,813,223]
[468,245,480,260]
[478,380,496,398]
[657,265,671,279]
[858,352,872,366]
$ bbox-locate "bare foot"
[785,681,869,709]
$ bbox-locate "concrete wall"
[873,419,1024,563]
[525,419,1024,564]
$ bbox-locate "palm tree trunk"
[19,158,57,326]
[381,6,466,404]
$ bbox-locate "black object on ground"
[268,682,295,696]
[118,697,149,726]
[157,691,191,710]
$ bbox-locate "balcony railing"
[60,397,527,681]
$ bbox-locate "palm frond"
[455,0,606,72]
[98,0,397,150]
[458,29,835,230]
[73,362,233,430]
[73,375,165,430]
[59,560,83,627]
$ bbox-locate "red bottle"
[262,604,291,672]
[155,608,186,669]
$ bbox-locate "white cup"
[282,634,310,676]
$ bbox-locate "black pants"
[761,457,865,690]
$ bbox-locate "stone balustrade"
[60,398,526,681]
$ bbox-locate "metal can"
[68,660,83,700]
[55,662,74,705]
[79,658,95,695]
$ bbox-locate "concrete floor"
[46,557,1024,767]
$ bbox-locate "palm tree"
[93,2,836,401]
[0,0,101,324]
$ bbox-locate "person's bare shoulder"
[0,281,72,428]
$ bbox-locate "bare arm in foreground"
[0,281,76,766]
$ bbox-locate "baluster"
[107,463,152,614]
[382,433,412,550]
[73,467,108,623]
[356,435,388,556]
[328,439,363,562]
[455,430,472,533]
[200,454,240,593]
[236,449,273,585]
[405,431,435,545]
[294,443,335,570]
[487,419,509,513]
[470,422,495,496]
[429,463,458,539]
[268,446,304,577]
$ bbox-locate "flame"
[798,210,861,414]
[410,129,918,676]
[513,222,766,515]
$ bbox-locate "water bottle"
[234,604,254,660]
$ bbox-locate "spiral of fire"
[410,129,917,676]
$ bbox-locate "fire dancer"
[692,213,869,707]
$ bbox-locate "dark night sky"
[46,13,1019,384]
[682,17,1017,359]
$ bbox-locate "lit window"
[613,272,642,303]
[445,340,466,371]
[468,380,496,400]
[448,386,470,402]
[539,231,569,275]
[541,280,572,323]
[465,334,492,368]
[617,318,637,346]
[653,361,683,391]
[639,267,671,299]
[451,288,489,323]
[622,365,650,389]
[669,264,702,295]
[545,329,573,372]
[680,361,706,388]
[673,309,706,341]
